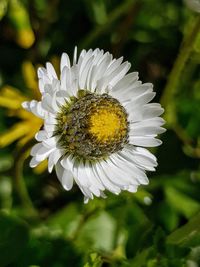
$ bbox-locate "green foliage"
[0,212,29,266]
[14,235,82,267]
[84,253,103,267]
[0,0,200,266]
[0,0,8,20]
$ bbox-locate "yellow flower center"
[88,102,127,144]
[89,111,121,140]
[55,92,129,160]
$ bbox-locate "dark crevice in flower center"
[54,92,129,160]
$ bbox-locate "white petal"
[55,162,74,190]
[22,100,45,119]
[97,61,131,92]
[70,65,79,94]
[60,66,71,91]
[43,136,57,148]
[131,116,166,128]
[115,83,153,103]
[128,103,165,122]
[38,79,45,93]
[78,49,93,74]
[130,126,165,136]
[46,62,57,80]
[55,162,64,180]
[127,185,138,192]
[45,116,57,125]
[80,186,94,200]
[121,146,157,171]
[86,49,104,90]
[84,197,89,204]
[30,157,40,168]
[71,161,91,188]
[136,147,157,161]
[48,153,55,173]
[38,67,51,86]
[111,72,139,93]
[77,49,87,67]
[62,169,74,190]
[73,46,77,65]
[90,52,113,91]
[44,124,56,133]
[129,136,162,147]
[101,157,135,186]
[85,164,105,190]
[112,152,149,185]
[34,146,55,161]
[51,149,64,166]
[35,130,48,141]
[21,101,29,110]
[108,61,131,86]
[142,103,164,119]
[125,91,156,115]
[37,67,46,79]
[41,94,57,113]
[79,55,94,89]
[129,119,166,136]
[29,100,45,118]
[89,185,101,197]
[62,157,106,194]
[106,57,124,76]
[30,143,43,156]
[93,162,121,194]
[60,52,71,71]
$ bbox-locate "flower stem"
[80,0,140,49]
[161,15,200,126]
[70,207,99,241]
[13,142,39,219]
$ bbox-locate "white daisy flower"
[22,48,165,203]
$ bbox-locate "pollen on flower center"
[88,104,127,143]
[55,92,129,160]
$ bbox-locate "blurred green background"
[0,0,200,266]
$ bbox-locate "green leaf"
[0,155,13,172]
[165,187,200,218]
[0,176,12,210]
[47,205,115,252]
[157,202,180,232]
[194,27,200,53]
[46,203,81,237]
[84,253,103,267]
[153,228,166,255]
[0,0,8,20]
[16,235,82,267]
[84,0,107,25]
[0,211,29,266]
[125,201,152,258]
[77,211,116,252]
[130,248,151,267]
[167,212,200,247]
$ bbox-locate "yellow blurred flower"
[0,61,46,173]
[0,86,41,147]
[8,0,35,49]
[16,28,35,49]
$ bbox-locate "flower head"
[22,48,165,203]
